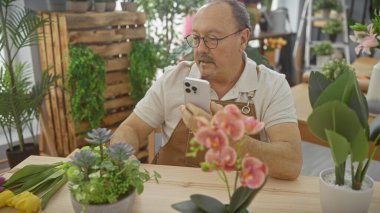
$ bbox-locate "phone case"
[184,77,211,113]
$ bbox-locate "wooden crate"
[38,12,149,161]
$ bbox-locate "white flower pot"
[319,168,375,213]
[316,55,331,68]
[366,60,380,114]
[71,191,136,213]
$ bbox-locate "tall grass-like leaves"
[0,0,55,152]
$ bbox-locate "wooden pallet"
[38,12,148,161]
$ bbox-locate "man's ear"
[240,28,250,51]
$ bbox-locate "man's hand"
[180,101,223,132]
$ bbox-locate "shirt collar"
[188,53,259,100]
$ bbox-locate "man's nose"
[197,38,209,53]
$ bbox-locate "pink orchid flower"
[212,110,245,141]
[240,156,268,189]
[195,126,229,150]
[223,104,245,120]
[205,146,237,172]
[350,24,379,55]
[244,117,265,135]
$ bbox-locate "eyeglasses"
[185,29,243,49]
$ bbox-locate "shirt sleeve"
[262,77,298,129]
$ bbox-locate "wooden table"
[1,155,380,212]
[291,83,380,161]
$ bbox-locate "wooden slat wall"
[38,12,148,161]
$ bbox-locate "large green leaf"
[351,128,369,162]
[307,101,363,142]
[325,129,350,166]
[171,200,207,213]
[308,71,332,108]
[314,71,354,108]
[190,194,227,213]
[229,179,267,213]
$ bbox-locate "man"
[111,0,302,180]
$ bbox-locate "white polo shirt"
[134,55,297,146]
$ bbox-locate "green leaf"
[229,180,267,213]
[190,194,227,213]
[17,168,65,193]
[325,129,350,166]
[351,128,369,162]
[40,174,68,210]
[307,101,363,143]
[308,71,332,108]
[3,163,62,187]
[171,200,207,213]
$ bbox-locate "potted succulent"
[66,128,160,213]
[0,0,56,168]
[311,40,334,67]
[307,63,380,212]
[322,19,343,42]
[121,0,138,12]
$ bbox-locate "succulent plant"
[108,143,135,162]
[85,128,112,145]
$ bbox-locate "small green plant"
[322,20,343,35]
[314,0,342,12]
[129,40,158,102]
[312,41,334,56]
[67,45,106,130]
[66,128,160,210]
[320,59,355,81]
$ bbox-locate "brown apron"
[153,100,258,167]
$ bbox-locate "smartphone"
[183,77,211,113]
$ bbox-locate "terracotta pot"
[319,168,375,213]
[6,143,40,168]
[71,190,136,213]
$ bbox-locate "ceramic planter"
[6,143,40,168]
[319,168,375,213]
[66,1,90,13]
[105,2,116,11]
[71,190,136,213]
[121,2,138,12]
[94,2,106,12]
[316,55,331,68]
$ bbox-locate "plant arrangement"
[307,66,380,190]
[129,40,158,102]
[66,128,160,211]
[312,41,334,56]
[67,45,106,131]
[263,37,287,51]
[313,0,342,13]
[320,59,355,81]
[0,162,67,212]
[322,20,343,36]
[350,10,380,55]
[172,104,268,213]
[0,0,56,158]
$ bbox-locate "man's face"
[191,3,246,80]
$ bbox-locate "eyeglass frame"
[184,29,245,49]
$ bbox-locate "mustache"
[197,55,214,63]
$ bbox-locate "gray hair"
[207,0,252,32]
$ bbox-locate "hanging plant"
[67,45,106,130]
[129,40,158,102]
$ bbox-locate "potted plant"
[322,19,343,42]
[94,0,106,12]
[105,0,117,11]
[121,0,138,12]
[311,40,334,67]
[0,0,56,168]
[320,59,355,81]
[66,128,160,212]
[66,0,91,13]
[307,64,380,212]
[313,0,342,17]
